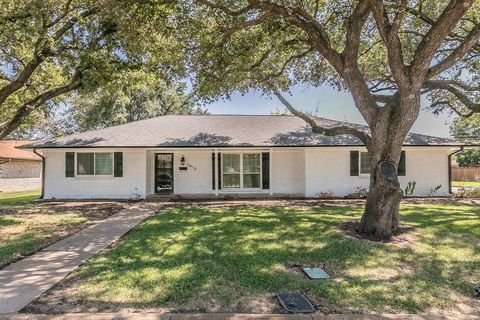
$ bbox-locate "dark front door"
[155,153,174,194]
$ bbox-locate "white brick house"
[20,115,465,199]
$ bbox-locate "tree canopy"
[178,0,480,239]
[0,0,184,138]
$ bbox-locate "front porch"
[144,148,306,198]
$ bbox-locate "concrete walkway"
[0,202,162,314]
[0,313,478,320]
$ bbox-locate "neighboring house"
[0,140,42,193]
[21,115,465,199]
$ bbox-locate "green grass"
[68,203,480,313]
[0,200,127,268]
[452,181,480,188]
[0,190,41,205]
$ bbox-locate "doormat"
[302,267,330,280]
[277,293,315,313]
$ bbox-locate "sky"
[206,84,456,138]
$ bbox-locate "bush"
[453,187,480,198]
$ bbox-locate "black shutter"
[212,153,222,190]
[65,152,75,177]
[114,152,123,177]
[398,151,406,176]
[217,153,221,189]
[350,151,359,176]
[262,152,270,189]
[212,153,215,189]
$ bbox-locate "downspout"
[33,148,45,199]
[448,146,464,194]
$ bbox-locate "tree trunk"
[358,162,402,240]
[357,106,412,241]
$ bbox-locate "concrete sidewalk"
[0,313,478,320]
[0,203,162,314]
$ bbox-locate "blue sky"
[206,85,455,138]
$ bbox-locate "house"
[0,140,43,193]
[20,115,464,199]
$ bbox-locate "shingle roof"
[0,140,42,160]
[21,115,461,149]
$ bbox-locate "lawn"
[0,190,41,205]
[0,197,131,268]
[452,181,480,188]
[25,201,480,314]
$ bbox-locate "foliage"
[453,186,480,198]
[427,185,442,196]
[451,114,480,142]
[177,0,480,238]
[455,148,480,167]
[33,204,480,313]
[404,181,416,196]
[66,71,205,133]
[0,0,185,138]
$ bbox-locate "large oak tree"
[0,0,181,138]
[181,0,480,240]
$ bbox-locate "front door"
[155,153,174,194]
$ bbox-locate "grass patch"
[36,203,480,314]
[0,200,129,268]
[0,190,41,205]
[452,181,480,188]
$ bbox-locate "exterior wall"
[271,149,305,195]
[0,160,42,192]
[43,149,146,199]
[304,147,452,197]
[42,146,453,199]
[146,150,213,195]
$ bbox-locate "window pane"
[223,154,240,174]
[95,153,113,175]
[360,152,371,174]
[243,174,260,188]
[77,153,94,175]
[223,174,240,188]
[243,154,260,173]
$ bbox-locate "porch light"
[180,155,186,166]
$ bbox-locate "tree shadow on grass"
[24,204,480,314]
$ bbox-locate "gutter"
[448,146,464,194]
[33,148,45,199]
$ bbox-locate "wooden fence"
[452,167,480,182]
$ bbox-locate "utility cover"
[302,267,330,280]
[277,293,315,313]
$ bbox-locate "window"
[77,152,113,176]
[243,154,260,188]
[222,153,261,189]
[360,152,371,174]
[222,154,241,188]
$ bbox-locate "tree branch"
[370,0,408,85]
[273,89,372,149]
[0,7,98,107]
[423,80,480,113]
[410,0,475,81]
[427,22,480,78]
[0,68,84,138]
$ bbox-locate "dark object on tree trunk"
[380,161,400,187]
[277,293,315,313]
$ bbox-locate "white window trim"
[75,152,114,177]
[221,152,262,190]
